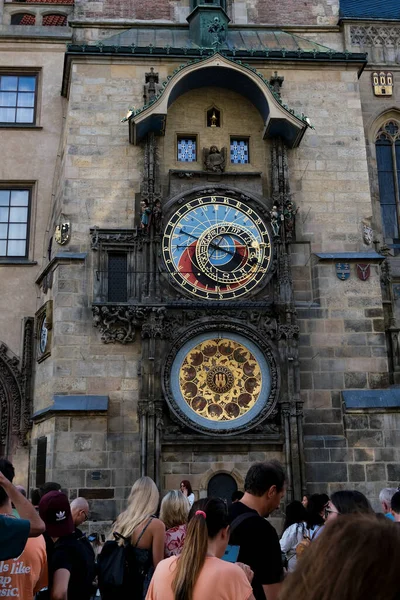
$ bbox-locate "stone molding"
[350,25,400,47]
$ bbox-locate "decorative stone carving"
[363,224,374,246]
[92,305,151,344]
[350,25,400,47]
[269,71,284,97]
[207,16,226,48]
[143,67,162,105]
[0,330,33,452]
[203,146,226,172]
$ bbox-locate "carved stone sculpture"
[203,146,226,173]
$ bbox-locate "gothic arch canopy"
[127,53,309,148]
[0,328,33,455]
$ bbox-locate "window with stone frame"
[0,73,38,124]
[90,229,137,304]
[230,138,250,164]
[0,188,30,258]
[376,120,400,241]
[177,136,197,162]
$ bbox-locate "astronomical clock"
[159,189,281,437]
[162,194,272,301]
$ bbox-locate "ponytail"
[172,498,228,600]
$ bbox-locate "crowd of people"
[2,458,400,600]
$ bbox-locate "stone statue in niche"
[283,201,299,241]
[270,205,283,237]
[203,146,226,173]
[140,200,152,233]
[152,200,163,235]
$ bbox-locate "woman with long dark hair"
[180,480,195,508]
[325,490,373,521]
[280,515,400,600]
[280,501,307,571]
[146,498,255,600]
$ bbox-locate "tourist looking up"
[279,500,307,572]
[39,491,96,600]
[228,461,286,600]
[160,490,189,557]
[108,476,165,598]
[0,461,47,598]
[325,490,373,522]
[0,463,45,560]
[280,515,400,600]
[180,480,195,507]
[146,497,255,600]
[380,487,397,521]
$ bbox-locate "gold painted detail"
[179,338,262,421]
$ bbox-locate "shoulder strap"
[134,517,154,548]
[230,511,258,536]
[310,526,321,540]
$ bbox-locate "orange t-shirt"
[0,535,48,600]
[146,555,253,600]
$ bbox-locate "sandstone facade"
[0,0,399,522]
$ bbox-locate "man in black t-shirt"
[229,461,286,600]
[39,491,96,600]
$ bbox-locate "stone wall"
[72,0,339,25]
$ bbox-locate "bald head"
[70,497,89,527]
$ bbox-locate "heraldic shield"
[336,263,350,281]
[357,263,371,281]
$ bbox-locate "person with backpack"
[288,494,326,563]
[228,461,286,600]
[98,476,165,600]
[146,497,255,600]
[39,491,96,600]
[279,500,307,571]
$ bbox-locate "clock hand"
[179,229,237,257]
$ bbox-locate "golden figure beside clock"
[162,195,272,300]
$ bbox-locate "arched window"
[42,14,68,26]
[376,120,400,240]
[10,13,36,25]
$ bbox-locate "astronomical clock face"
[162,195,272,300]
[168,332,272,433]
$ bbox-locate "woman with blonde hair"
[160,490,189,557]
[146,497,255,600]
[107,476,165,599]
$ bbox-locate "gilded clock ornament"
[162,195,272,300]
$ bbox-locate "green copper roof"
[99,27,337,54]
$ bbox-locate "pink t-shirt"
[146,555,253,600]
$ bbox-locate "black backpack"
[98,532,130,599]
[98,520,154,600]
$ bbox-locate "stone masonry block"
[306,462,348,483]
[304,409,342,424]
[344,372,367,389]
[347,430,383,448]
[330,448,354,462]
[354,448,374,462]
[366,463,386,482]
[348,464,366,482]
[304,448,330,462]
[344,415,369,430]
[387,464,400,482]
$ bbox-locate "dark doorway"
[207,473,238,503]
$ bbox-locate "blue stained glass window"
[376,122,400,240]
[177,137,197,162]
[230,139,249,164]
